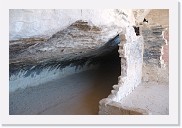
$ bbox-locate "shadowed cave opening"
[9,35,121,115]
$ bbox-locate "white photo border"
[0,0,179,125]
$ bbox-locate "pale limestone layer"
[9,9,136,40]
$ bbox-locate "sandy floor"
[9,65,120,115]
[120,82,169,115]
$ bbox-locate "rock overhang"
[9,9,169,115]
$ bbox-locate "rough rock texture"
[132,9,151,25]
[9,9,136,40]
[99,26,144,112]
[145,9,169,27]
[9,20,121,92]
[133,9,169,27]
[111,27,143,101]
[162,29,169,64]
[10,20,120,64]
[10,9,136,92]
[141,9,169,83]
[142,64,169,84]
[141,25,169,83]
[99,82,168,115]
[9,9,169,115]
[142,25,166,67]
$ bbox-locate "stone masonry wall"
[162,29,169,65]
[99,26,144,114]
[142,26,166,67]
[142,25,169,83]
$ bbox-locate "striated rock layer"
[141,25,169,84]
[9,9,169,115]
[10,9,137,92]
[9,20,122,92]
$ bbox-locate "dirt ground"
[120,82,169,115]
[9,62,120,115]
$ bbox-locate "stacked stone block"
[141,25,169,83]
[142,25,166,67]
[99,26,144,114]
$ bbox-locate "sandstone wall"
[132,9,151,25]
[138,9,169,84]
[162,29,169,64]
[142,26,166,67]
[10,9,148,115]
[9,31,121,92]
[142,25,169,83]
[9,9,136,92]
[145,9,169,27]
[9,9,136,40]
[99,26,144,113]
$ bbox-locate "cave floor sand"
[10,68,119,115]
[9,68,168,115]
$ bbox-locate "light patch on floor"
[119,82,169,115]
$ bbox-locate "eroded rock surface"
[9,20,122,92]
[9,9,169,115]
[9,9,136,40]
[142,25,166,67]
[141,25,169,84]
